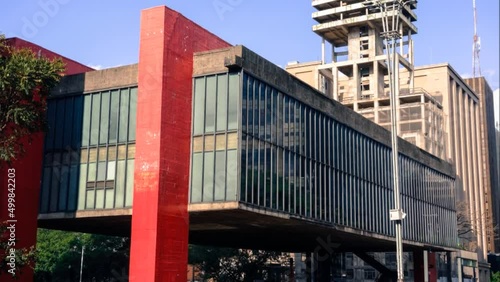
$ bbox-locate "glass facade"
[190,73,239,203]
[40,87,137,213]
[190,71,457,248]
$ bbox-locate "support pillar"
[414,250,426,282]
[428,252,437,282]
[446,252,452,282]
[129,6,229,281]
[0,134,43,282]
[332,66,339,101]
[305,252,312,282]
[313,249,332,282]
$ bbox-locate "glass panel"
[58,166,69,211]
[228,73,239,130]
[191,153,203,203]
[125,159,134,207]
[63,98,74,147]
[203,152,214,202]
[49,167,59,212]
[246,75,253,136]
[97,162,106,181]
[90,93,100,145]
[78,165,87,210]
[204,135,215,151]
[109,90,120,143]
[98,147,107,161]
[45,100,57,150]
[81,95,91,147]
[40,168,51,213]
[117,145,127,160]
[108,146,117,160]
[259,82,266,140]
[216,74,228,132]
[266,86,271,142]
[240,135,247,202]
[226,150,238,201]
[88,148,97,162]
[95,189,104,209]
[128,144,136,159]
[115,160,126,208]
[272,90,279,144]
[242,75,247,133]
[128,87,137,141]
[252,78,259,136]
[54,99,65,148]
[68,164,78,211]
[227,132,238,149]
[86,190,95,209]
[214,151,226,201]
[193,136,204,153]
[107,161,116,180]
[244,136,253,203]
[215,134,226,151]
[105,189,114,209]
[193,78,205,135]
[100,91,110,144]
[118,89,130,143]
[205,76,216,133]
[88,163,97,183]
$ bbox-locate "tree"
[189,245,290,281]
[456,201,499,252]
[34,229,130,282]
[0,34,65,162]
[492,272,500,282]
[0,221,36,277]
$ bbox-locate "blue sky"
[1,0,499,90]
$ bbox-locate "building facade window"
[40,86,137,213]
[189,70,457,248]
[190,73,240,203]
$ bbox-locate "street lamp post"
[79,245,84,282]
[362,1,416,281]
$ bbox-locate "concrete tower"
[288,0,445,159]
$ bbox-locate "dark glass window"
[41,86,138,213]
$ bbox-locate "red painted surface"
[414,251,438,282]
[0,39,90,281]
[129,6,230,281]
[0,134,43,281]
[6,38,94,75]
[428,252,437,282]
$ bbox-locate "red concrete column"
[428,252,437,282]
[414,250,425,282]
[129,6,229,281]
[0,134,44,282]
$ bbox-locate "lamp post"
[79,245,84,282]
[362,1,416,281]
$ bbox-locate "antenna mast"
[473,0,481,77]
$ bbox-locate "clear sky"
[1,0,499,90]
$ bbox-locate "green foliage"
[32,229,288,281]
[34,229,129,282]
[0,221,36,278]
[189,245,290,281]
[0,34,65,162]
[492,271,500,282]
